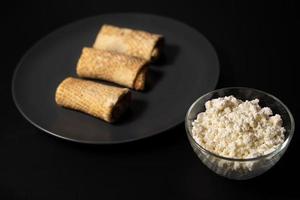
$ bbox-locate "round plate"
[12,13,219,144]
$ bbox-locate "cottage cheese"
[192,96,285,159]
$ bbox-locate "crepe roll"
[77,47,148,90]
[55,77,131,123]
[93,24,163,61]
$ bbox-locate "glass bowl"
[185,87,295,180]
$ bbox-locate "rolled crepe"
[93,24,163,61]
[55,77,131,123]
[76,47,148,90]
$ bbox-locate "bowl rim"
[185,87,295,162]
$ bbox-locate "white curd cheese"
[192,95,285,159]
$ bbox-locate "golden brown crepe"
[55,77,131,123]
[93,24,163,61]
[76,47,148,90]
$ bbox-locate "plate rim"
[11,12,220,144]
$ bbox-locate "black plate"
[12,13,219,144]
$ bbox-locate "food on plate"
[55,77,131,123]
[76,47,148,90]
[56,24,166,122]
[93,24,163,61]
[192,95,285,159]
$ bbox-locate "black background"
[1,0,298,199]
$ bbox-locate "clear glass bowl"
[185,87,295,180]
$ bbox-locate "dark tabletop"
[1,0,298,199]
